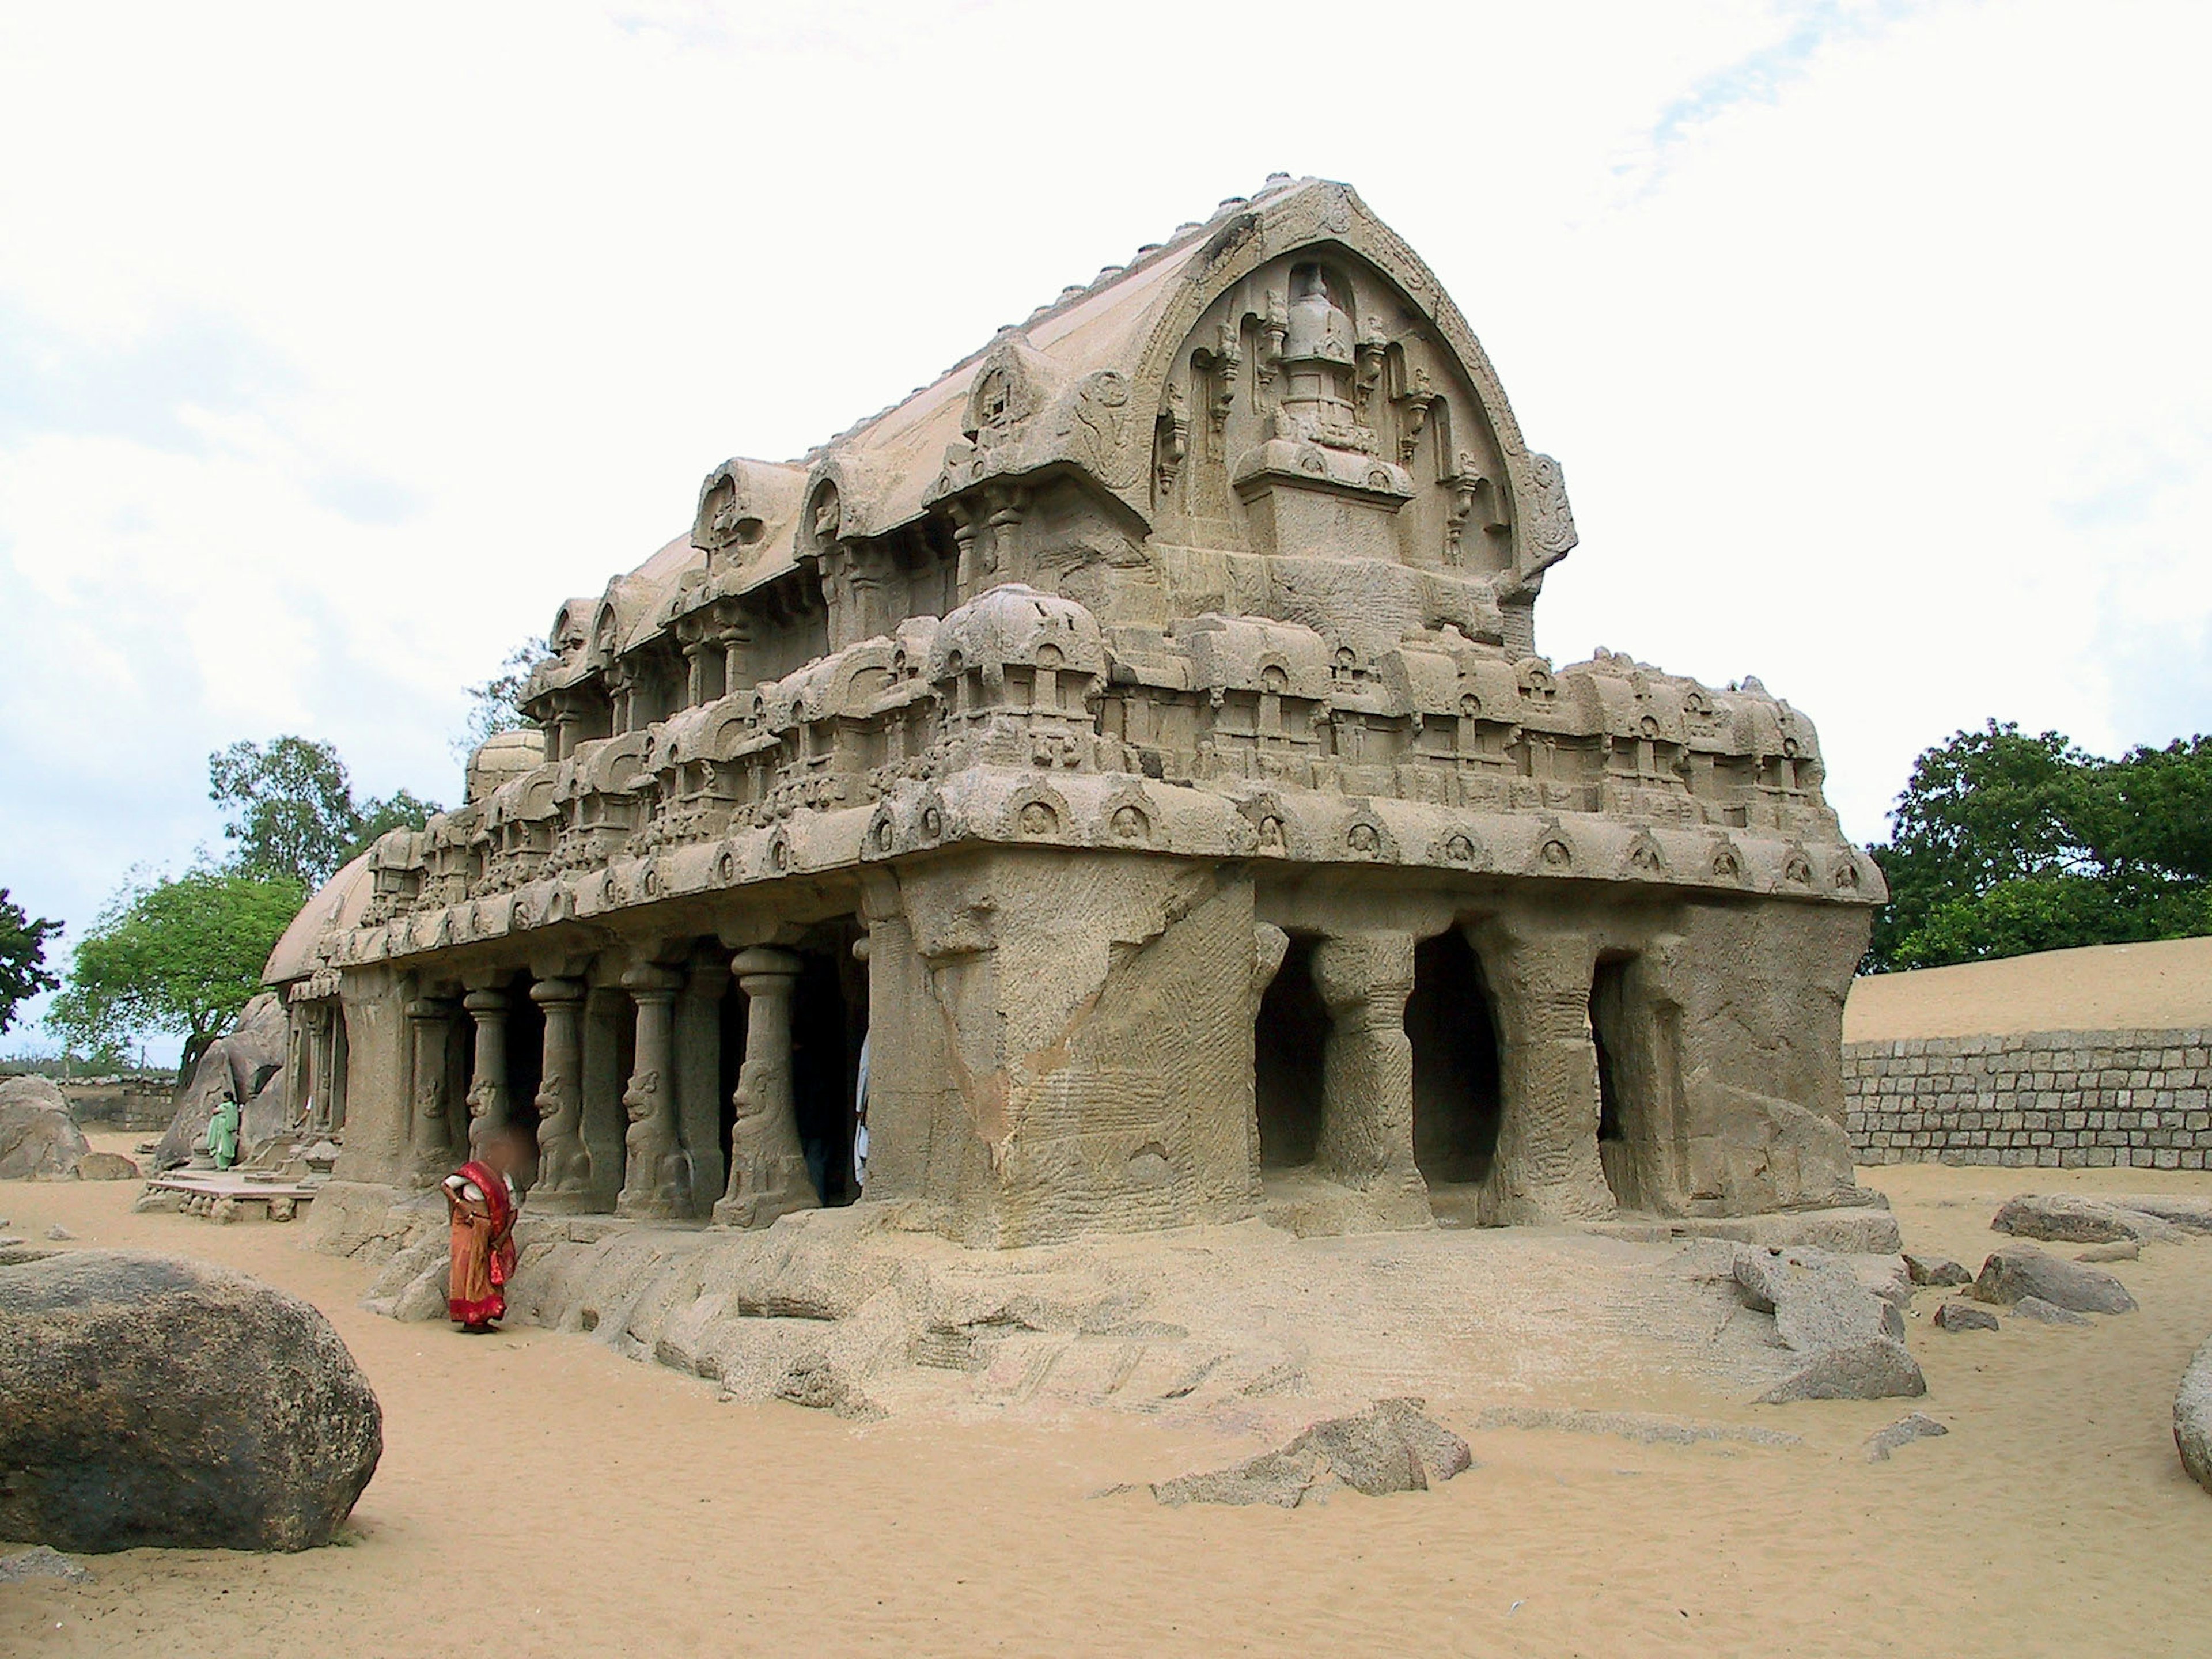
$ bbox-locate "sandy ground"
[1846,935,2212,1041]
[4,1138,2212,1656]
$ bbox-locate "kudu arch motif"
[264,177,1881,1246]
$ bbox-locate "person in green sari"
[206,1093,241,1171]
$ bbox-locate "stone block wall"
[1845,1029,2212,1168]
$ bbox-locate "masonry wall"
[1845,1028,2212,1168]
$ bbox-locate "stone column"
[676,959,728,1218]
[528,977,595,1211]
[463,987,510,1159]
[1469,919,1615,1223]
[1310,934,1428,1225]
[404,997,459,1186]
[718,624,750,697]
[683,640,708,709]
[713,946,816,1228]
[616,964,691,1220]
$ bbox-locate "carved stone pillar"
[676,958,728,1216]
[527,978,594,1212]
[682,639,708,710]
[718,624,750,698]
[1309,935,1426,1222]
[1468,919,1615,1223]
[617,964,691,1220]
[845,542,898,644]
[713,946,815,1228]
[463,987,510,1159]
[404,997,459,1186]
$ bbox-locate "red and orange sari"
[445,1159,518,1328]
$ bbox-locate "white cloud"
[1,0,2206,1054]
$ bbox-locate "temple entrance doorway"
[1589,955,1650,1210]
[501,972,545,1191]
[793,921,869,1207]
[1407,928,1502,1223]
[1253,932,1327,1177]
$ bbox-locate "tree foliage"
[46,869,304,1082]
[210,736,440,888]
[0,888,62,1036]
[1868,722,2212,971]
[454,637,548,760]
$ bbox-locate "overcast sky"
[2,0,2206,1055]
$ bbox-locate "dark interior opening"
[792,922,869,1206]
[1254,933,1327,1169]
[1589,955,1638,1207]
[503,973,545,1189]
[1407,929,1503,1188]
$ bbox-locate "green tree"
[210,736,440,888]
[0,887,62,1036]
[453,637,547,760]
[46,869,305,1082]
[1868,721,2212,971]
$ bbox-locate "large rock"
[1973,1244,2137,1315]
[0,1251,381,1551]
[1993,1192,2212,1245]
[152,994,290,1172]
[1150,1400,1472,1508]
[1904,1252,1972,1287]
[1934,1301,1999,1332]
[1992,1194,2173,1244]
[2177,1336,2212,1497]
[1759,1338,1927,1403]
[1732,1245,1904,1350]
[0,1076,93,1180]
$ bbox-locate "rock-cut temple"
[266,176,1885,1248]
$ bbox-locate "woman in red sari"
[442,1130,522,1334]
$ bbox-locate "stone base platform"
[308,1181,1908,1425]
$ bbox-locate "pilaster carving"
[714,947,817,1228]
[527,977,594,1211]
[616,964,691,1221]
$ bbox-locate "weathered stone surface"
[771,1352,884,1421]
[0,1076,93,1181]
[44,1224,73,1241]
[72,1151,138,1181]
[1758,1338,1926,1404]
[0,1545,92,1585]
[1934,1301,1999,1332]
[2010,1295,2091,1327]
[2177,1336,2212,1496]
[1865,1411,1946,1461]
[1732,1245,1904,1351]
[2077,1241,2139,1263]
[1991,1194,2176,1244]
[0,1251,382,1551]
[1474,1406,1798,1448]
[1973,1245,2136,1315]
[2109,1195,2212,1233]
[153,992,289,1172]
[1152,1399,1471,1508]
[1904,1252,1971,1287]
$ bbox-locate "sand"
[1846,935,2212,1042]
[4,1137,2211,1656]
